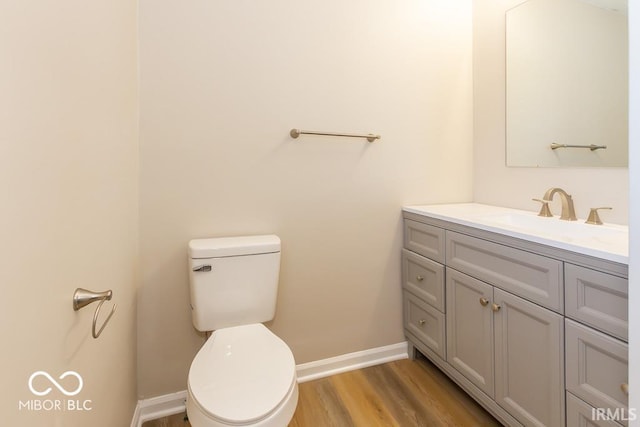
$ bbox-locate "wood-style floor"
[142,353,501,427]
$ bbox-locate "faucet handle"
[532,198,553,217]
[585,207,612,225]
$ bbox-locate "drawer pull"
[416,275,424,282]
[479,297,489,306]
[491,303,501,312]
[419,319,426,326]
[621,383,629,396]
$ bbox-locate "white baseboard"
[131,390,188,427]
[295,341,408,383]
[130,341,408,426]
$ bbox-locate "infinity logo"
[28,371,84,397]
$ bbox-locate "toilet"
[186,235,298,427]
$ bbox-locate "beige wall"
[0,1,139,426]
[1,0,633,419]
[138,0,473,398]
[473,0,629,224]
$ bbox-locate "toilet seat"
[188,323,296,425]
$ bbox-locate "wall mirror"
[505,0,628,167]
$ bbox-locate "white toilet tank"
[188,235,281,331]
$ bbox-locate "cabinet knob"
[416,275,424,282]
[621,383,629,396]
[419,319,426,326]
[491,303,501,312]
[479,297,489,306]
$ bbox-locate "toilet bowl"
[186,235,297,426]
[186,323,298,427]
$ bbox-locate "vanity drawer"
[403,291,446,360]
[402,249,445,312]
[565,264,628,342]
[566,392,623,427]
[404,220,445,264]
[446,231,563,313]
[566,319,628,423]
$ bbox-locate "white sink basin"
[403,203,628,264]
[478,211,627,248]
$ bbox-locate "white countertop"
[403,203,628,265]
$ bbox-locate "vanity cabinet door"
[494,288,565,427]
[446,268,494,397]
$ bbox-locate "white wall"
[473,0,629,224]
[138,0,474,398]
[0,1,139,426]
[627,0,639,424]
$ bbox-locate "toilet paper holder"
[73,288,117,339]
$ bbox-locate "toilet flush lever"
[193,265,212,272]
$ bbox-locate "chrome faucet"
[541,187,577,221]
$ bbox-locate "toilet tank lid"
[189,235,280,258]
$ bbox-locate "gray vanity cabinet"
[402,210,628,427]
